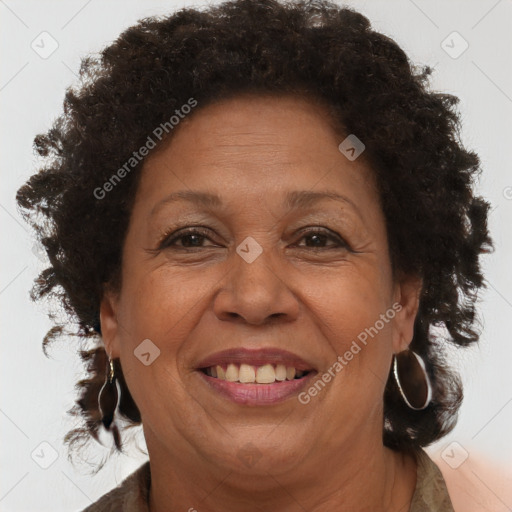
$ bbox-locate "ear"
[99,286,122,359]
[391,273,423,353]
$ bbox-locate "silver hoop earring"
[393,349,432,410]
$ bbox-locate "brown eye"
[159,227,218,249]
[156,226,349,252]
[295,228,349,250]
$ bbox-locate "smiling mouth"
[199,363,312,384]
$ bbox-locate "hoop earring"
[393,349,432,410]
[98,358,119,429]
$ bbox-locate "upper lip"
[196,348,316,372]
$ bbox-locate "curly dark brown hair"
[16,0,493,467]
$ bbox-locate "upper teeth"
[205,363,307,384]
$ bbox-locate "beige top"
[81,448,454,511]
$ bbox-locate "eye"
[154,226,350,252]
[293,228,349,250]
[158,227,219,249]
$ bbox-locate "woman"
[16,0,495,510]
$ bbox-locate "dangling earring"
[393,349,432,410]
[98,357,119,429]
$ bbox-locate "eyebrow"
[150,189,363,219]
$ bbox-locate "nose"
[212,245,300,326]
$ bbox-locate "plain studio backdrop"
[1,0,511,510]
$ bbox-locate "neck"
[146,430,417,512]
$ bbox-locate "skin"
[100,93,423,512]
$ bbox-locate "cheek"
[302,263,390,328]
[118,264,214,343]
[299,265,394,369]
[115,267,207,421]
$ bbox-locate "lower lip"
[196,370,317,406]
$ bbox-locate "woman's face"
[101,94,421,476]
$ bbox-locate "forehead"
[137,93,379,210]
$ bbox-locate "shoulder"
[80,462,151,512]
[428,447,512,512]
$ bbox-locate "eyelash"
[156,225,350,251]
